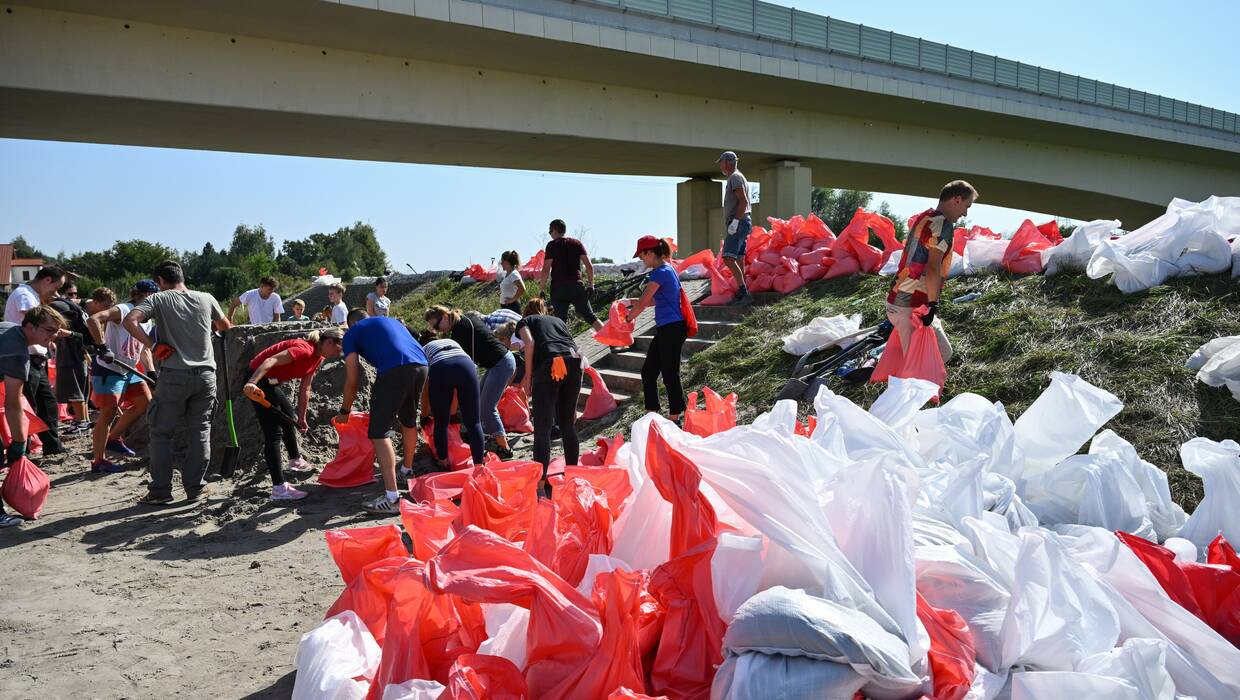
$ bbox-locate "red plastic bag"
[766,217,797,249]
[574,569,655,697]
[318,412,377,488]
[799,262,828,281]
[794,415,817,437]
[700,257,738,306]
[519,250,545,277]
[498,386,533,433]
[325,524,407,585]
[682,387,738,437]
[578,434,625,468]
[610,690,668,700]
[869,325,905,384]
[916,593,976,700]
[772,256,806,294]
[583,366,619,420]
[1036,220,1064,246]
[556,466,632,521]
[1002,219,1055,275]
[821,255,861,279]
[742,227,770,266]
[422,419,494,470]
[445,653,528,699]
[1210,534,1240,569]
[834,208,899,273]
[679,288,698,339]
[551,477,615,586]
[594,300,636,347]
[0,384,49,446]
[644,423,726,699]
[895,308,946,395]
[799,213,836,243]
[464,263,497,283]
[1119,532,1240,645]
[674,249,714,274]
[325,556,407,646]
[747,273,773,293]
[459,465,540,542]
[401,498,460,561]
[1,456,49,519]
[428,526,604,700]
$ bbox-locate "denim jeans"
[480,351,516,437]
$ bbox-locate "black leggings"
[428,355,485,465]
[531,355,582,471]
[642,321,688,415]
[23,359,62,452]
[253,378,300,486]
[550,281,599,326]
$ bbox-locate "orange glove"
[550,355,567,382]
[153,342,175,361]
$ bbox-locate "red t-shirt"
[545,236,588,284]
[249,338,322,382]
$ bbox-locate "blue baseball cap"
[133,279,159,293]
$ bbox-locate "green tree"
[10,235,45,260]
[876,201,908,241]
[811,188,873,234]
[226,224,275,263]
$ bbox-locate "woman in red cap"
[626,236,687,422]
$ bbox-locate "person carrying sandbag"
[627,236,690,423]
[1,305,71,527]
[516,298,582,481]
[885,180,977,364]
[242,327,344,502]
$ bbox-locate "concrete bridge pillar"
[677,177,725,254]
[753,160,812,226]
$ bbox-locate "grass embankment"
[680,272,1240,511]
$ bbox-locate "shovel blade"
[219,445,241,479]
[776,379,809,402]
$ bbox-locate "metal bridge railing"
[583,0,1238,136]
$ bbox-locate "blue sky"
[2,0,1236,272]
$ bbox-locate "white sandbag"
[1010,671,1145,699]
[476,603,530,671]
[712,652,867,700]
[712,533,765,624]
[912,393,1020,478]
[1190,336,1240,402]
[879,249,903,276]
[1023,451,1156,542]
[916,456,986,528]
[1000,529,1120,670]
[380,679,448,700]
[311,274,343,286]
[1177,437,1240,549]
[782,313,862,355]
[1076,638,1177,700]
[1059,526,1240,698]
[813,385,922,467]
[1089,430,1186,541]
[962,238,1009,275]
[1163,537,1198,563]
[1041,219,1120,276]
[1232,235,1240,277]
[980,472,1039,532]
[869,377,940,436]
[963,665,1009,700]
[292,611,382,700]
[723,586,924,699]
[1008,372,1123,483]
[575,554,633,596]
[915,544,1011,673]
[680,263,710,279]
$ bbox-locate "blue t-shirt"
[342,317,427,374]
[648,262,684,327]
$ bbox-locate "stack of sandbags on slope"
[1087,195,1239,293]
[745,214,836,294]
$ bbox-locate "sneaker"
[730,291,754,307]
[90,459,126,474]
[106,439,137,458]
[362,495,399,515]
[494,447,513,460]
[286,457,312,472]
[398,465,414,480]
[270,483,308,501]
[137,490,174,506]
[184,484,210,503]
[0,513,22,528]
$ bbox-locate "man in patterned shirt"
[886,180,978,361]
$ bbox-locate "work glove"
[922,301,939,327]
[153,342,175,361]
[728,219,739,235]
[146,369,159,383]
[91,344,116,363]
[5,441,26,466]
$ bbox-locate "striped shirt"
[424,338,469,366]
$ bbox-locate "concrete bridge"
[3,0,1238,252]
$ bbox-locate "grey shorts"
[55,357,89,403]
[368,363,427,439]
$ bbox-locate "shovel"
[218,334,241,479]
[246,387,298,426]
[776,322,891,402]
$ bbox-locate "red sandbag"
[445,653,529,700]
[799,263,828,281]
[869,325,905,384]
[574,569,654,697]
[645,423,725,699]
[610,690,668,700]
[700,259,738,306]
[794,238,815,252]
[325,556,407,646]
[952,225,1000,255]
[917,593,976,700]
[423,419,497,470]
[401,498,459,561]
[594,300,636,347]
[1002,219,1055,275]
[797,248,830,266]
[757,249,783,267]
[1118,532,1240,646]
[1036,220,1064,246]
[895,308,946,397]
[551,477,615,586]
[767,217,797,249]
[747,273,773,293]
[583,366,619,420]
[773,271,806,294]
[1,455,49,519]
[822,255,860,280]
[520,250,545,277]
[325,524,408,585]
[558,466,632,521]
[674,249,715,274]
[742,227,771,266]
[835,208,899,272]
[318,412,377,488]
[799,213,835,243]
[464,263,497,283]
[0,384,50,447]
[459,468,539,542]
[498,386,533,433]
[428,526,604,700]
[578,434,625,468]
[1210,534,1240,569]
[779,246,800,258]
[746,259,776,276]
[683,386,738,438]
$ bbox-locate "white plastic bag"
[915,543,1011,673]
[912,393,1020,478]
[1010,671,1146,699]
[380,679,448,700]
[1088,430,1186,540]
[475,603,529,670]
[292,611,382,700]
[712,533,765,624]
[723,587,924,699]
[879,249,903,276]
[1041,219,1120,276]
[1232,235,1240,277]
[1188,336,1240,402]
[962,238,1008,275]
[1075,638,1177,700]
[713,652,868,700]
[1177,437,1240,549]
[869,377,940,436]
[1008,372,1123,483]
[782,313,862,355]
